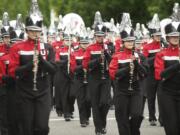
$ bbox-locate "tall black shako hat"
[1,12,13,37]
[165,22,180,37]
[120,13,135,41]
[25,0,43,31]
[148,13,161,36]
[10,14,25,42]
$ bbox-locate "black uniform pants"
[88,77,111,133]
[0,95,8,135]
[157,89,180,135]
[54,70,63,114]
[114,93,143,135]
[6,86,18,135]
[73,79,91,124]
[146,74,159,121]
[16,92,51,135]
[55,71,75,118]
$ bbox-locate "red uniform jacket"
[109,48,147,94]
[70,48,84,73]
[154,45,180,93]
[52,40,64,53]
[0,43,9,57]
[0,60,5,84]
[83,42,110,80]
[115,38,122,53]
[10,38,55,96]
[143,40,161,58]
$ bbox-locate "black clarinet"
[83,68,88,84]
[32,37,39,91]
[128,48,135,91]
[101,47,106,80]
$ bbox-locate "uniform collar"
[124,48,133,54]
[152,40,160,45]
[27,38,39,45]
[169,44,179,50]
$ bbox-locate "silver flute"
[32,37,39,91]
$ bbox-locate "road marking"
[50,116,150,122]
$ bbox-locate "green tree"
[0,0,179,27]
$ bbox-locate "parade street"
[49,102,165,135]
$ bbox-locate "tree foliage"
[0,0,179,27]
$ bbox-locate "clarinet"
[32,37,39,91]
[128,49,135,91]
[101,47,106,80]
[83,68,88,84]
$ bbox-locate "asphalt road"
[49,101,165,135]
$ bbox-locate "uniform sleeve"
[115,39,121,53]
[142,45,149,57]
[55,49,60,62]
[82,47,91,70]
[8,45,20,77]
[40,44,56,74]
[70,53,76,73]
[109,55,118,80]
[154,52,164,80]
[0,60,5,84]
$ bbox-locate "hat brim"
[166,32,180,37]
[94,31,105,36]
[80,41,89,44]
[135,40,143,44]
[152,32,161,36]
[122,37,136,41]
[26,26,42,31]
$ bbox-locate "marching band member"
[0,12,14,135]
[155,22,180,135]
[54,33,75,121]
[10,1,56,135]
[143,13,162,126]
[83,23,111,135]
[70,36,91,127]
[1,13,25,135]
[109,13,148,135]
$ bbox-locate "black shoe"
[159,120,163,127]
[96,132,102,135]
[57,112,63,117]
[81,123,87,127]
[150,120,157,126]
[65,117,71,121]
[86,120,89,125]
[101,128,107,134]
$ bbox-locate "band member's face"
[168,36,179,46]
[3,36,10,45]
[124,40,135,50]
[47,36,56,45]
[64,40,72,46]
[95,35,104,44]
[27,30,41,40]
[153,35,161,42]
[80,43,88,49]
[135,43,142,50]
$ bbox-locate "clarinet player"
[10,1,56,135]
[109,13,148,135]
